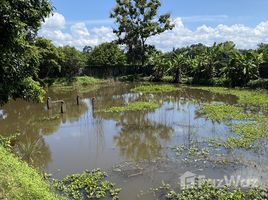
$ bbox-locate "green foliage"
[35,37,64,78]
[58,46,86,77]
[87,42,127,66]
[148,52,172,81]
[48,76,104,93]
[53,169,121,200]
[167,51,192,83]
[131,84,179,93]
[21,77,46,103]
[0,146,60,200]
[111,0,174,64]
[0,0,53,104]
[247,78,268,89]
[161,41,264,87]
[100,101,160,113]
[164,182,267,200]
[223,50,263,87]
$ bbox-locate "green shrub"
[247,79,268,89]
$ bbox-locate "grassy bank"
[43,76,106,93]
[0,146,60,200]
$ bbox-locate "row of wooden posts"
[46,95,95,113]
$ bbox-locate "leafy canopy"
[110,0,174,64]
[86,42,127,66]
[0,0,52,104]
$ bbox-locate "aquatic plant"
[165,182,268,200]
[196,86,268,111]
[131,84,179,93]
[173,144,210,159]
[15,137,43,165]
[226,118,268,149]
[100,101,160,113]
[198,103,268,149]
[53,169,121,200]
[198,104,254,122]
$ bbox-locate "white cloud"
[149,17,268,51]
[42,13,65,30]
[182,15,229,23]
[39,13,268,51]
[39,13,115,49]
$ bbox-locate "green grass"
[131,84,179,93]
[100,101,160,113]
[46,76,105,93]
[0,146,60,200]
[53,169,121,200]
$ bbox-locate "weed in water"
[53,169,121,200]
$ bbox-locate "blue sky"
[50,0,268,28]
[39,0,268,50]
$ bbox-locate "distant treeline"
[2,0,268,104]
[35,39,268,88]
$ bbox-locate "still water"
[0,82,267,199]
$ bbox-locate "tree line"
[1,0,268,104]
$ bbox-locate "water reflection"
[113,112,173,161]
[0,82,267,199]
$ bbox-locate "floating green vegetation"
[196,86,268,111]
[173,144,209,159]
[131,84,179,93]
[198,104,268,149]
[226,119,268,149]
[53,169,121,200]
[0,146,60,200]
[100,101,160,113]
[198,104,254,122]
[163,182,268,200]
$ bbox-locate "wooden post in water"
[92,97,95,118]
[47,97,51,110]
[60,101,66,113]
[76,95,80,105]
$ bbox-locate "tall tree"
[87,42,127,66]
[59,46,86,77]
[110,0,174,65]
[0,0,52,104]
[35,37,64,78]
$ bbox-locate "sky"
[39,0,268,51]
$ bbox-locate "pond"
[0,82,267,199]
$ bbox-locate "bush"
[247,79,268,89]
